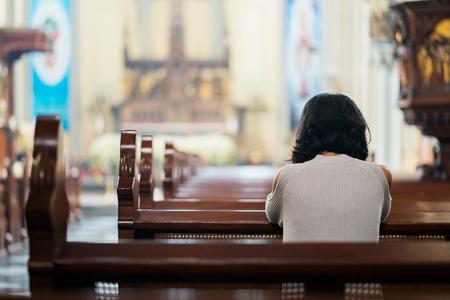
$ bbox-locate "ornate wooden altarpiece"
[391,1,450,180]
[0,28,50,247]
[119,0,232,134]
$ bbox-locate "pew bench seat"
[47,241,450,284]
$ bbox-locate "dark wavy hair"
[291,93,370,163]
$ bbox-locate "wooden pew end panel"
[25,116,69,285]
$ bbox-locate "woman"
[266,93,391,242]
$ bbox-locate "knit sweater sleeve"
[381,182,392,223]
[265,167,288,227]
[372,164,392,223]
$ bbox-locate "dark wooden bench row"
[126,129,450,209]
[24,116,450,292]
[162,141,205,199]
[127,128,450,213]
[116,130,450,240]
[118,130,273,237]
[161,135,272,199]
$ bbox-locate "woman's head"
[291,93,370,163]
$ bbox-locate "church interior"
[1,0,450,298]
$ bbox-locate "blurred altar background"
[0,0,439,193]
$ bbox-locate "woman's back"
[266,154,391,242]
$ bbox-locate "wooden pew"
[162,142,176,199]
[163,142,211,199]
[26,115,70,284]
[66,162,82,221]
[135,135,262,210]
[114,130,450,240]
[161,138,270,204]
[161,145,450,206]
[138,135,154,209]
[162,141,271,200]
[25,116,450,291]
[132,209,450,240]
[117,131,267,238]
[136,135,258,210]
[117,130,137,239]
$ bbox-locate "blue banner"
[30,0,71,130]
[285,0,322,129]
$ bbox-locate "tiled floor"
[0,249,29,296]
[0,192,117,296]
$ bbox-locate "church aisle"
[0,192,117,296]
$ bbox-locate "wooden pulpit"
[391,1,450,180]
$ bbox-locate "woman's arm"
[378,164,392,189]
[378,164,392,222]
[271,168,282,192]
[266,168,284,226]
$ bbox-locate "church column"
[359,0,371,121]
[322,0,339,90]
[209,0,225,60]
[5,0,14,25]
[136,0,150,58]
[369,42,395,165]
[388,61,403,172]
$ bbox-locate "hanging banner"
[30,0,71,130]
[285,0,322,129]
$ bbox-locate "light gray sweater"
[265,154,391,242]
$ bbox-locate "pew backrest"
[25,115,69,277]
[139,135,154,208]
[117,130,137,239]
[163,142,176,199]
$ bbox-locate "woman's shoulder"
[278,161,311,173]
[350,159,392,190]
[273,162,308,180]
[275,161,321,185]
